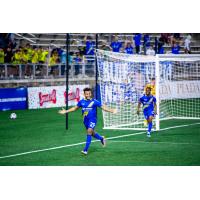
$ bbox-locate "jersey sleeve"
[77,100,82,107]
[94,99,102,108]
[153,96,157,103]
[139,96,143,103]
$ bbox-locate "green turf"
[0,108,200,166]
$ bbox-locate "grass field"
[0,108,200,166]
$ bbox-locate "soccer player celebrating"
[137,87,157,137]
[58,87,117,155]
[143,78,156,127]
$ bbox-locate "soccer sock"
[148,122,153,133]
[93,132,103,141]
[83,135,92,152]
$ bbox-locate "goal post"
[96,50,200,131]
[155,54,160,130]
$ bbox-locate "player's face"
[84,91,92,100]
[146,88,151,96]
[151,79,155,86]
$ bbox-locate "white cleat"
[147,132,151,138]
[101,136,106,147]
[81,150,88,155]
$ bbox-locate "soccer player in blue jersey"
[58,88,117,155]
[137,87,157,137]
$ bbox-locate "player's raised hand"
[112,108,117,114]
[58,108,67,114]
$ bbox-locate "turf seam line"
[0,122,200,160]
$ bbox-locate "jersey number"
[90,122,96,128]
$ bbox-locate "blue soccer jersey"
[134,34,142,46]
[77,98,102,129]
[110,42,122,52]
[139,94,156,119]
[86,41,95,55]
[125,46,134,54]
[172,45,180,54]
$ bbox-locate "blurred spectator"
[38,47,48,64]
[133,33,142,54]
[78,46,86,56]
[10,49,22,77]
[73,52,82,76]
[49,50,59,76]
[60,50,66,64]
[161,33,171,45]
[21,49,28,64]
[37,47,49,76]
[0,48,5,78]
[5,47,13,63]
[172,43,180,54]
[101,40,112,51]
[60,50,66,76]
[25,44,34,63]
[171,33,182,46]
[124,41,134,54]
[31,47,39,64]
[184,34,192,54]
[146,46,155,56]
[12,49,22,64]
[158,36,165,54]
[143,34,150,54]
[110,35,122,52]
[0,33,16,49]
[0,48,5,63]
[84,35,95,55]
[4,47,13,78]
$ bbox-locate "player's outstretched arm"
[58,106,79,115]
[101,105,117,114]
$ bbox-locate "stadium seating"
[1,33,200,89]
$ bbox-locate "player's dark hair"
[146,86,151,91]
[83,87,92,93]
[151,78,155,81]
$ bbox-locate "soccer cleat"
[101,136,106,147]
[147,132,151,138]
[81,150,88,155]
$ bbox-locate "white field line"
[0,122,200,160]
[109,140,200,146]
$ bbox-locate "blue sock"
[148,122,153,133]
[83,135,92,152]
[93,132,103,141]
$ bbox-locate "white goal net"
[96,50,200,130]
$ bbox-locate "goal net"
[96,50,200,130]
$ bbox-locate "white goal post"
[96,50,200,131]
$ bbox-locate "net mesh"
[96,50,200,130]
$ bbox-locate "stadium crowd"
[0,33,193,78]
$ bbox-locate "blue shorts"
[143,110,155,120]
[83,118,97,130]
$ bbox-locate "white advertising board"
[160,80,200,100]
[28,85,89,109]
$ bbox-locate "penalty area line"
[0,122,200,160]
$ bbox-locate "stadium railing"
[0,57,95,80]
